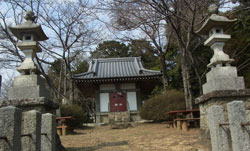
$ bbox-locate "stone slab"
[8,74,51,99]
[202,66,245,94]
[227,101,250,151]
[195,89,250,139]
[108,112,130,129]
[203,77,245,94]
[12,74,46,87]
[21,110,41,151]
[0,106,22,151]
[0,97,59,114]
[206,66,238,81]
[195,89,250,104]
[41,113,56,151]
[8,86,50,99]
[207,105,230,151]
[96,111,140,124]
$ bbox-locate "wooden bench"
[165,121,174,128]
[174,118,200,131]
[56,125,68,136]
[166,109,200,130]
[167,109,200,115]
[56,116,73,136]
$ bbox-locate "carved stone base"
[195,89,250,139]
[8,74,51,99]
[203,66,245,94]
[0,97,58,114]
[108,112,130,129]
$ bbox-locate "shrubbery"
[60,104,89,129]
[140,90,186,122]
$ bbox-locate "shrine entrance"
[109,92,127,112]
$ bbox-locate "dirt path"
[60,123,208,151]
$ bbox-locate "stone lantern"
[196,14,245,94]
[195,12,250,140]
[0,11,58,113]
[9,11,48,74]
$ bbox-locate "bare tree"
[98,0,174,90]
[0,73,16,99]
[106,0,243,110]
[0,0,101,102]
[0,1,24,69]
[103,0,230,110]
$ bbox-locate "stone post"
[227,101,250,151]
[21,110,42,151]
[0,106,22,151]
[41,113,56,151]
[207,105,230,151]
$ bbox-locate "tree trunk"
[181,55,193,110]
[58,63,63,99]
[69,79,74,104]
[159,54,168,91]
[193,66,203,95]
[63,62,67,96]
[187,51,203,95]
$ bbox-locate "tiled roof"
[73,57,162,81]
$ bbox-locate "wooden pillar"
[182,121,188,131]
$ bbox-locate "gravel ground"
[60,123,209,151]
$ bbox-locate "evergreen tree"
[91,40,130,58]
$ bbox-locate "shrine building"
[72,57,162,123]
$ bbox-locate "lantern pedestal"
[202,65,245,94]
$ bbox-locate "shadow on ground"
[66,141,129,151]
[67,127,96,135]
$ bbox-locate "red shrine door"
[109,92,127,112]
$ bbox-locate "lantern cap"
[9,11,48,41]
[196,14,237,35]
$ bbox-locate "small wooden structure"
[166,109,200,131]
[72,57,162,124]
[56,116,73,136]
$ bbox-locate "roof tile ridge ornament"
[135,57,161,74]
[133,57,142,74]
[92,59,98,76]
[87,60,93,72]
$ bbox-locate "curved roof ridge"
[73,56,162,80]
[93,57,140,62]
[140,68,161,73]
[73,71,94,78]
[133,57,142,74]
[135,57,160,74]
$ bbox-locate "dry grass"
[60,123,208,151]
